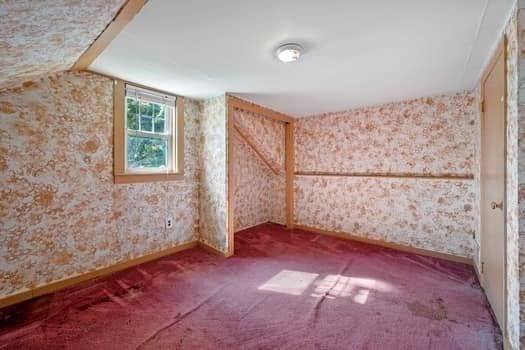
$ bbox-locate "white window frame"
[124,92,174,174]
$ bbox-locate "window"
[114,80,184,183]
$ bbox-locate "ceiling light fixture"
[276,43,303,63]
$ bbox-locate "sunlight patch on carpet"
[258,270,319,295]
[310,275,393,303]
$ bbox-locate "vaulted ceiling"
[0,0,126,88]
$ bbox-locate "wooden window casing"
[114,80,184,184]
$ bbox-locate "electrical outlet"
[166,218,173,229]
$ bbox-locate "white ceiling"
[91,0,515,117]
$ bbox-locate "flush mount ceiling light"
[276,43,303,63]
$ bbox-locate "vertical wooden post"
[113,79,125,179]
[285,121,295,229]
[226,97,235,256]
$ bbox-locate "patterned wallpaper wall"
[233,109,285,172]
[296,93,477,175]
[233,131,274,231]
[295,176,476,257]
[199,96,229,253]
[503,6,521,349]
[232,109,286,230]
[0,0,126,88]
[0,71,200,298]
[294,91,479,259]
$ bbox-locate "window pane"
[126,98,139,130]
[127,135,168,169]
[153,104,165,133]
[139,101,154,132]
[153,104,165,118]
[140,101,154,116]
[141,115,153,132]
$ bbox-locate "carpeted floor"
[0,223,501,349]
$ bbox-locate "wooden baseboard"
[0,289,33,310]
[294,225,472,265]
[0,227,473,309]
[502,335,514,350]
[0,241,198,309]
[198,241,229,257]
[473,260,483,286]
[502,331,514,350]
[234,221,284,234]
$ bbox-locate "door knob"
[491,201,503,210]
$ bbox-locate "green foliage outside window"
[126,97,169,169]
[127,136,167,168]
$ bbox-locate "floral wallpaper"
[233,131,274,231]
[0,0,126,88]
[233,109,286,173]
[232,108,286,230]
[470,86,482,272]
[199,96,228,253]
[294,91,479,259]
[0,71,200,298]
[295,176,476,257]
[504,5,521,349]
[296,92,477,175]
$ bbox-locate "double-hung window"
[114,81,184,183]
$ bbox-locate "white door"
[480,40,506,328]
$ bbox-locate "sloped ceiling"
[0,0,126,88]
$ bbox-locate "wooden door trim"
[479,35,508,336]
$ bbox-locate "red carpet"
[0,223,501,349]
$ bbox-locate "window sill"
[114,173,184,184]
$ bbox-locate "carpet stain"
[407,297,448,321]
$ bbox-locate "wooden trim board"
[72,0,149,70]
[285,122,295,229]
[473,259,484,286]
[503,336,512,350]
[294,225,472,265]
[502,35,510,347]
[233,124,280,175]
[227,94,294,240]
[480,37,505,95]
[198,241,228,257]
[114,173,185,184]
[227,95,295,123]
[113,79,126,176]
[0,241,198,309]
[0,290,33,310]
[89,70,183,99]
[176,97,185,176]
[226,98,235,258]
[295,171,474,180]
